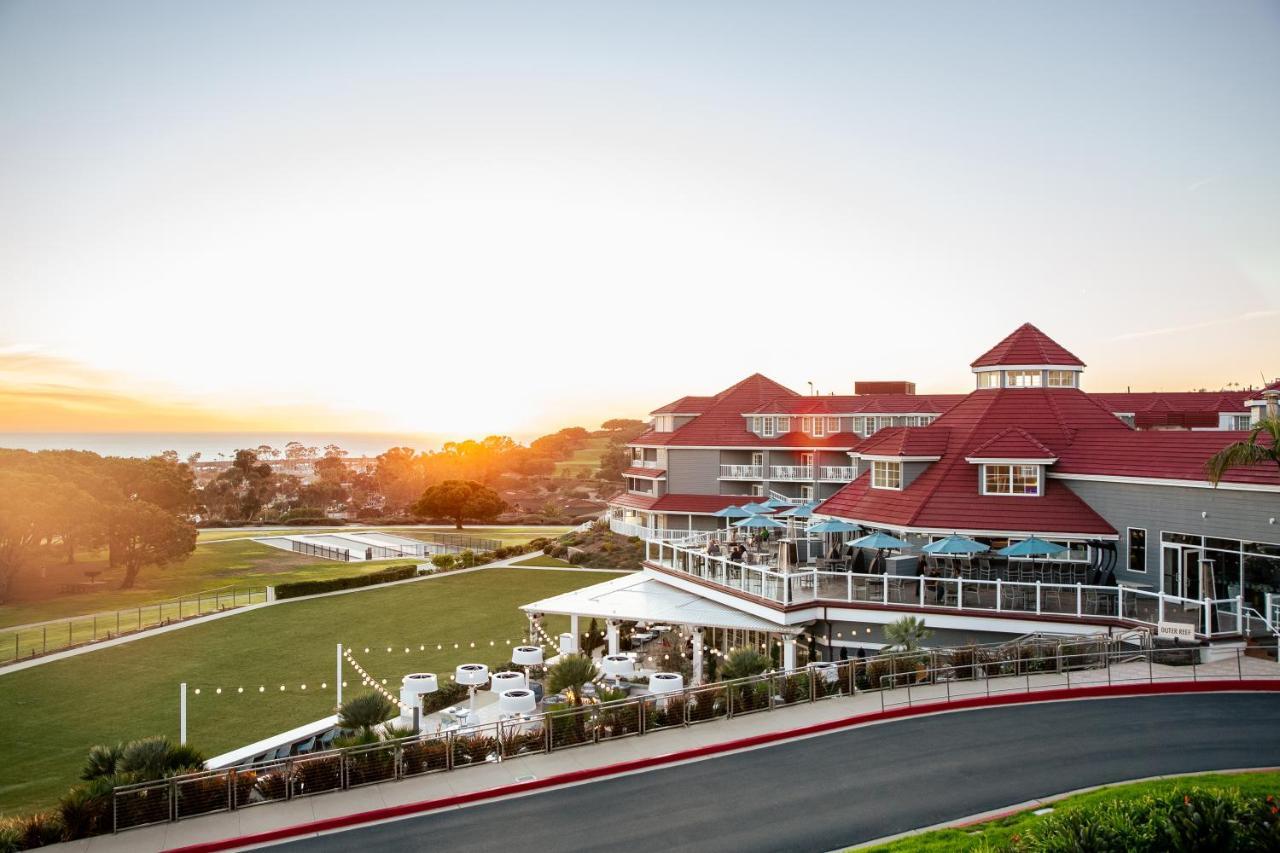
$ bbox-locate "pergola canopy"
[521,572,799,634]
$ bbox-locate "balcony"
[819,466,855,481]
[642,536,1234,640]
[630,459,662,469]
[720,464,763,479]
[768,465,813,481]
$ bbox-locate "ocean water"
[0,432,458,459]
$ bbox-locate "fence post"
[1035,581,1042,614]
[1203,597,1212,636]
[43,626,46,655]
[1237,649,1243,680]
[1076,584,1082,617]
[93,614,97,640]
[116,610,121,636]
[995,578,1001,612]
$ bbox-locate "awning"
[521,571,797,634]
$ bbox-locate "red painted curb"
[165,680,1280,852]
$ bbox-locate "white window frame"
[1047,370,1076,388]
[1230,414,1250,431]
[826,417,840,434]
[1004,370,1043,388]
[977,370,1001,389]
[812,418,826,437]
[778,416,791,433]
[853,416,866,436]
[801,417,813,434]
[981,464,1042,496]
[800,485,814,501]
[762,417,775,437]
[750,484,765,497]
[1127,527,1147,573]
[751,451,764,468]
[871,460,902,491]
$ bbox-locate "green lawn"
[195,525,570,544]
[0,567,599,816]
[553,436,613,477]
[512,555,574,568]
[1,526,572,630]
[860,771,1280,852]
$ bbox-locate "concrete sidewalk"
[45,657,1280,852]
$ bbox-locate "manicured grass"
[512,555,574,568]
[0,567,601,816]
[553,436,613,477]
[860,771,1280,852]
[1,526,572,629]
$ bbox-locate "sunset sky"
[2,1,1277,442]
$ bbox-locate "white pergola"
[521,572,805,681]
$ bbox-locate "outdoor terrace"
[645,535,1258,640]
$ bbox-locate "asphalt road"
[277,693,1280,853]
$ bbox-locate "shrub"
[720,649,771,681]
[57,778,112,840]
[422,680,469,714]
[81,743,122,780]
[11,812,63,850]
[338,692,395,733]
[401,738,449,774]
[275,565,417,599]
[292,754,342,796]
[117,736,206,781]
[430,553,456,571]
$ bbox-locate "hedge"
[274,565,418,599]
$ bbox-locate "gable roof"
[971,323,1085,369]
[853,427,950,459]
[1091,391,1249,414]
[632,373,815,448]
[650,396,716,415]
[816,388,1125,536]
[965,426,1057,461]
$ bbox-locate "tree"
[720,649,772,680]
[1206,418,1280,485]
[0,470,96,602]
[110,501,197,589]
[255,445,279,461]
[546,654,598,705]
[412,480,506,529]
[882,615,932,653]
[596,443,629,481]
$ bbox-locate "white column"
[606,620,620,656]
[336,643,343,707]
[691,627,704,685]
[570,614,580,641]
[179,682,187,745]
[783,636,797,671]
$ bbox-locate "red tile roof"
[650,396,716,415]
[1053,430,1280,487]
[1091,391,1249,414]
[631,373,803,448]
[966,427,1057,461]
[817,388,1126,536]
[746,394,966,415]
[610,493,658,511]
[853,427,950,459]
[623,467,666,478]
[970,323,1085,369]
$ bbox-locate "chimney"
[854,380,916,395]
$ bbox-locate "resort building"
[526,324,1278,674]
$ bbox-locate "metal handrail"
[112,641,1271,834]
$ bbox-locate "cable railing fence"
[1,586,270,665]
[109,640,1277,834]
[289,540,350,561]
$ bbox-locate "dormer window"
[977,371,1000,389]
[982,464,1041,496]
[655,415,674,432]
[762,417,775,437]
[826,417,840,434]
[812,418,826,437]
[1005,370,1042,388]
[871,460,902,490]
[1047,370,1077,388]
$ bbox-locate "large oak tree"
[411,480,506,529]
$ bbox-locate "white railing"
[608,518,702,541]
[645,538,1227,639]
[629,459,662,469]
[768,490,808,505]
[819,466,855,481]
[768,466,813,480]
[720,465,763,479]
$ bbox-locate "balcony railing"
[720,465,764,479]
[644,537,1239,640]
[819,466,855,481]
[768,466,813,480]
[630,459,662,469]
[609,518,702,541]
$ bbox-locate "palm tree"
[882,615,932,653]
[546,654,598,705]
[338,692,395,734]
[719,649,771,680]
[1206,418,1280,485]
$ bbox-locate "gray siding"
[901,461,932,489]
[665,449,721,495]
[1058,478,1280,584]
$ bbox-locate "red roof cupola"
[971,323,1085,369]
[971,324,1086,391]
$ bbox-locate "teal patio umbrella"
[996,537,1066,558]
[713,504,753,537]
[850,531,911,550]
[809,518,861,561]
[761,497,793,510]
[922,534,990,555]
[733,515,787,530]
[740,502,772,514]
